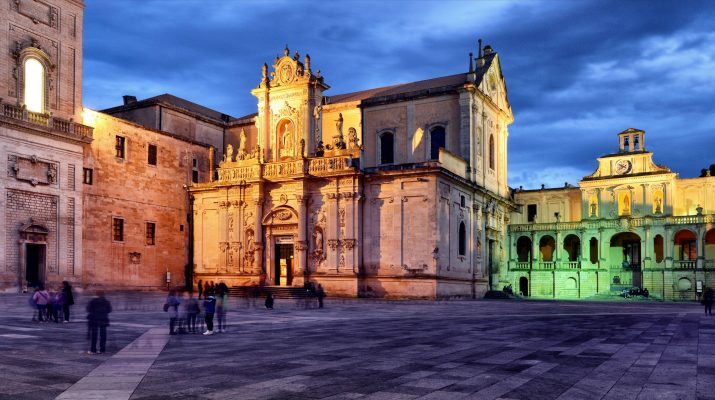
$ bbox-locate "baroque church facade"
[189,46,514,298]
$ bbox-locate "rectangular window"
[527,204,537,222]
[83,168,93,185]
[192,158,199,183]
[682,240,697,261]
[115,136,126,159]
[145,222,156,245]
[112,218,124,242]
[147,144,157,166]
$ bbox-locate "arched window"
[429,126,446,160]
[379,132,394,165]
[488,134,495,170]
[458,222,466,256]
[24,58,45,113]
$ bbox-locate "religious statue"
[261,63,268,84]
[238,129,247,157]
[225,143,234,163]
[313,229,324,253]
[623,195,630,214]
[654,197,662,214]
[590,201,597,217]
[280,121,294,158]
[347,127,359,149]
[335,113,343,134]
[315,140,325,157]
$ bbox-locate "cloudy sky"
[83,0,715,189]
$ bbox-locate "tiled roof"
[325,53,496,106]
[102,93,235,123]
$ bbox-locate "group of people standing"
[30,281,75,323]
[165,281,229,336]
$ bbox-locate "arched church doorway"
[610,232,641,288]
[519,276,529,297]
[262,206,300,287]
[274,237,294,286]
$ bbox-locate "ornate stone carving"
[342,239,356,251]
[275,210,292,220]
[327,239,339,251]
[295,240,308,251]
[347,127,361,149]
[339,208,345,227]
[7,154,57,187]
[225,144,234,162]
[128,252,141,265]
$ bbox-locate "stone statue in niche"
[279,121,294,158]
[590,201,597,217]
[623,195,630,214]
[335,113,343,134]
[313,228,324,259]
[225,144,234,162]
[654,197,662,214]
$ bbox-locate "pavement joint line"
[54,327,169,400]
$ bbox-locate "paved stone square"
[1,295,714,400]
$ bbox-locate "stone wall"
[82,110,211,290]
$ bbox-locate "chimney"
[122,95,137,105]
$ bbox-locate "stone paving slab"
[1,295,715,399]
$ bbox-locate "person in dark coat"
[203,295,216,335]
[197,280,203,300]
[704,288,714,316]
[316,284,325,309]
[165,289,181,335]
[86,291,112,354]
[265,293,274,310]
[62,281,74,323]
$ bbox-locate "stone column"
[343,192,358,274]
[555,231,561,263]
[295,194,308,283]
[664,226,673,269]
[697,225,705,269]
[531,231,539,265]
[253,197,264,277]
[326,192,340,271]
[642,226,650,269]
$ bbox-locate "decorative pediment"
[19,219,48,242]
[7,154,57,187]
[262,206,299,225]
[258,45,328,90]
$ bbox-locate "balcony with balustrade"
[0,99,93,143]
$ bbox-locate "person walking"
[203,295,216,335]
[50,287,63,323]
[316,284,326,309]
[87,291,112,354]
[32,285,50,322]
[165,289,180,335]
[197,280,203,300]
[62,281,74,323]
[704,288,714,316]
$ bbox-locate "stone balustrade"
[217,165,261,183]
[307,156,354,175]
[1,100,93,142]
[263,159,305,179]
[510,214,714,233]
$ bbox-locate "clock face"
[615,159,632,175]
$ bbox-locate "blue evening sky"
[82,0,715,189]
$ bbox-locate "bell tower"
[618,128,645,153]
[251,46,329,162]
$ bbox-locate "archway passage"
[563,234,580,262]
[654,234,664,264]
[589,237,598,264]
[706,229,715,268]
[516,236,532,263]
[674,229,697,262]
[539,235,555,262]
[519,276,529,297]
[610,232,642,288]
[274,241,294,286]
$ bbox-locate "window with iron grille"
[115,136,126,159]
[112,218,124,242]
[146,222,156,245]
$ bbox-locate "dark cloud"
[83,0,715,188]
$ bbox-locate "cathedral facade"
[505,129,715,301]
[189,46,514,298]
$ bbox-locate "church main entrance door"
[25,244,45,288]
[274,240,294,286]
